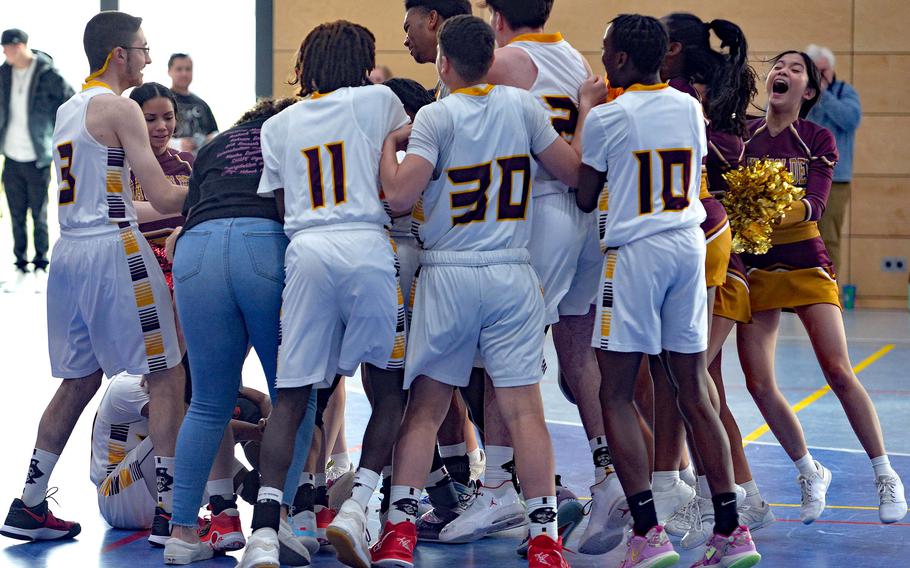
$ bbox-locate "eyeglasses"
[120,46,150,54]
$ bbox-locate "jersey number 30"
[57,142,76,205]
[302,142,345,208]
[634,148,692,215]
[448,156,531,226]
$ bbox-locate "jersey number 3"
[302,142,346,208]
[57,142,76,205]
[448,156,531,226]
[634,149,692,215]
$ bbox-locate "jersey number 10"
[634,148,692,215]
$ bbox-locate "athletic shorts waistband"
[419,248,531,267]
[60,222,136,239]
[290,222,385,239]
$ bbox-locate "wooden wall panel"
[854,0,910,52]
[853,55,910,114]
[850,178,910,237]
[847,237,910,297]
[854,117,910,176]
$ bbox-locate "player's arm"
[274,189,285,221]
[486,47,536,90]
[116,101,187,214]
[576,165,606,213]
[380,124,435,211]
[570,76,608,158]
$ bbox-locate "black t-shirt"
[173,91,218,139]
[181,118,280,233]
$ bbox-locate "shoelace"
[44,487,61,508]
[799,475,818,504]
[879,477,899,503]
[672,497,701,531]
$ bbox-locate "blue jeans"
[171,217,315,527]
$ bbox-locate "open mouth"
[772,79,789,94]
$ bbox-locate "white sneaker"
[665,493,698,537]
[2,269,30,294]
[326,459,354,484]
[326,499,371,568]
[438,482,527,543]
[278,517,312,566]
[163,537,214,565]
[328,470,357,511]
[738,498,776,532]
[680,495,713,550]
[798,461,832,524]
[577,472,629,555]
[653,478,696,524]
[877,474,908,523]
[469,449,486,482]
[238,528,280,568]
[289,509,320,555]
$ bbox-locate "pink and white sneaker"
[619,525,679,568]
[690,526,761,568]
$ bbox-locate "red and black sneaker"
[199,497,245,553]
[371,520,417,568]
[148,506,172,547]
[527,534,570,568]
[0,498,81,541]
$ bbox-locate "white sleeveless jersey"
[506,32,588,197]
[406,84,559,252]
[90,374,149,486]
[581,84,707,248]
[258,85,409,238]
[53,86,135,231]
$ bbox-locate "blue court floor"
[0,263,908,568]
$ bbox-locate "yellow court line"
[742,344,895,445]
[768,503,879,511]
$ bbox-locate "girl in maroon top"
[129,82,194,290]
[737,51,906,525]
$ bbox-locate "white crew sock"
[526,495,558,540]
[350,468,381,511]
[483,445,514,489]
[872,455,898,479]
[388,486,420,525]
[794,453,818,477]
[22,448,59,508]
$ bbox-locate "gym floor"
[0,209,907,567]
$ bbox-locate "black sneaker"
[416,506,460,541]
[148,506,171,547]
[1,498,81,541]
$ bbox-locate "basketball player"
[372,15,603,568]
[1,11,187,544]
[575,15,761,566]
[237,21,410,568]
[461,0,627,554]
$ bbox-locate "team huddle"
[0,1,907,568]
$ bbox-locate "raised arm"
[380,125,435,211]
[116,101,187,214]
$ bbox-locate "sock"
[155,456,176,513]
[711,492,739,536]
[439,442,467,458]
[442,454,471,486]
[251,486,283,532]
[484,445,514,488]
[206,478,234,501]
[589,436,613,483]
[22,448,59,507]
[794,453,817,477]
[380,468,393,515]
[350,468,381,511]
[680,464,697,487]
[292,472,316,515]
[330,452,351,472]
[696,475,711,498]
[740,479,763,504]
[315,473,328,507]
[388,486,420,525]
[872,455,897,479]
[652,470,680,493]
[526,496,558,540]
[628,490,658,536]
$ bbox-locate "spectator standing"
[806,43,861,274]
[167,53,217,155]
[0,28,73,288]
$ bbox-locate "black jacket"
[0,50,74,168]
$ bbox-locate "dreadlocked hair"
[290,21,376,97]
[233,97,299,127]
[663,13,757,137]
[384,78,435,116]
[609,14,668,75]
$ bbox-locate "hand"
[580,75,608,108]
[165,226,182,263]
[179,138,198,153]
[257,397,272,423]
[388,124,413,151]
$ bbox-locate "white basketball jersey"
[506,32,588,196]
[581,84,707,248]
[258,85,409,238]
[406,85,559,252]
[53,85,135,231]
[90,374,149,486]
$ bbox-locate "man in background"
[806,43,861,274]
[0,28,73,289]
[167,53,217,155]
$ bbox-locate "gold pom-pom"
[722,160,805,254]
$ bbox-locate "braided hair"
[663,13,757,137]
[383,78,435,116]
[290,21,376,97]
[608,14,668,75]
[129,82,177,114]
